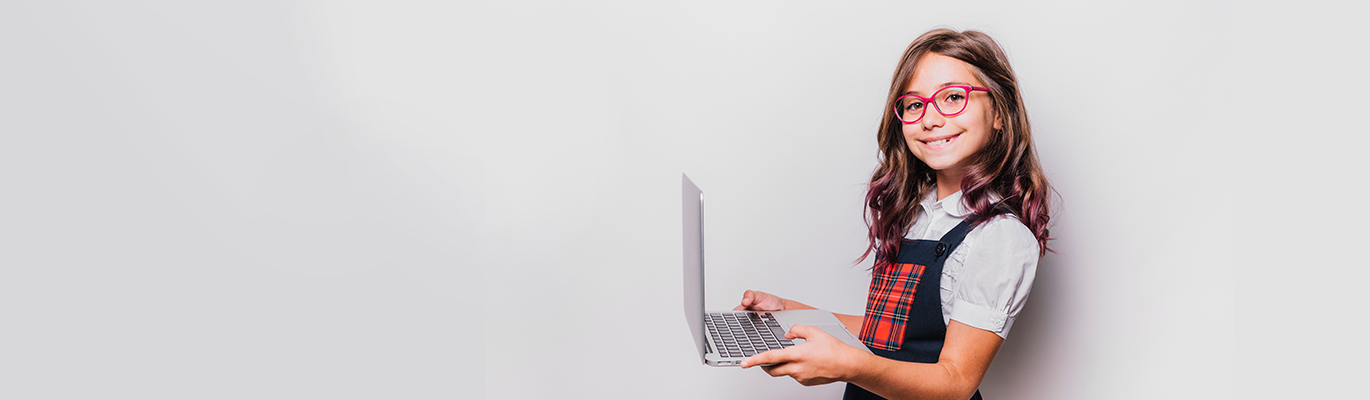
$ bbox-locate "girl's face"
[901,53,1000,180]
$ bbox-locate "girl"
[735,29,1052,400]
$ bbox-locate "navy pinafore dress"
[843,218,984,400]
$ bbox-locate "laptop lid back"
[682,174,706,363]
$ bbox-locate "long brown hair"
[860,29,1053,268]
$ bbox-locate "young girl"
[735,29,1052,400]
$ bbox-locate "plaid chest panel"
[859,263,928,351]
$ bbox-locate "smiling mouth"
[921,134,960,147]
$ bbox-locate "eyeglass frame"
[893,85,992,124]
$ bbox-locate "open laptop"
[682,174,872,366]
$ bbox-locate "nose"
[920,106,946,130]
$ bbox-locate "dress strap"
[935,202,1011,260]
[934,218,976,260]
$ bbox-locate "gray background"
[1,1,1364,399]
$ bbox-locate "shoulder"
[968,214,1039,257]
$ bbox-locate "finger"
[739,291,754,307]
[761,363,791,377]
[740,348,787,369]
[760,361,798,378]
[787,324,838,343]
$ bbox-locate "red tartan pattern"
[859,263,927,351]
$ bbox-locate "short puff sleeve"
[947,215,1040,339]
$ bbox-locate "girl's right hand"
[734,290,787,311]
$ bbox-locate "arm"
[743,320,1002,400]
[735,290,864,337]
[842,218,1032,399]
[847,320,1002,400]
[742,217,1036,398]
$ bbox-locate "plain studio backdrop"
[2,1,1366,399]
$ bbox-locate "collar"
[919,189,1003,218]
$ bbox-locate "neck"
[935,169,963,201]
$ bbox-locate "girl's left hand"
[739,324,874,386]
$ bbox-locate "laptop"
[682,174,872,366]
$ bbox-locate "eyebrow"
[902,81,972,96]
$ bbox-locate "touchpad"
[781,323,848,345]
[809,323,852,339]
[784,323,872,353]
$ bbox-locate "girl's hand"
[733,289,787,311]
[739,325,873,386]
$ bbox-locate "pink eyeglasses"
[893,85,991,124]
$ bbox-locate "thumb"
[785,324,817,340]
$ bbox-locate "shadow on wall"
[977,253,1075,399]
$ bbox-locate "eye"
[904,100,925,111]
[944,93,965,103]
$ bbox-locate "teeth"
[926,138,951,146]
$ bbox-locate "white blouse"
[902,190,1039,339]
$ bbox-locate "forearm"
[781,298,817,310]
[847,321,1002,400]
[847,357,978,400]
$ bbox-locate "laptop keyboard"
[705,312,796,358]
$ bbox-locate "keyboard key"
[768,326,787,338]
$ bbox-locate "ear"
[992,112,1003,132]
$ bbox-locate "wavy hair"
[860,29,1054,269]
